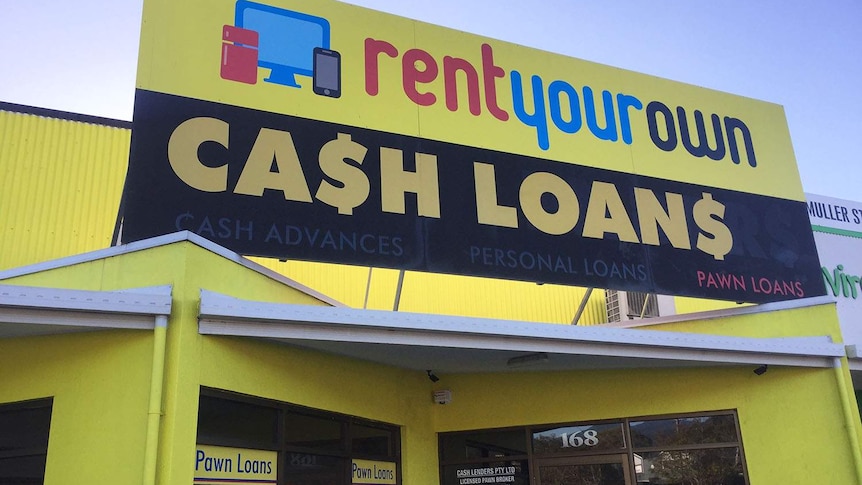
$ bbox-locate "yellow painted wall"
[0,330,154,484]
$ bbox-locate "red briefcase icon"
[221,25,259,84]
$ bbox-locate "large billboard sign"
[121,0,824,303]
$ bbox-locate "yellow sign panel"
[137,0,803,201]
[352,459,397,485]
[194,445,277,484]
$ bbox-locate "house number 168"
[560,430,599,448]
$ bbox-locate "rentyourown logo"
[220,0,341,97]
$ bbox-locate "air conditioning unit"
[605,290,675,322]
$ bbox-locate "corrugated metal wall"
[251,258,610,324]
[0,103,612,325]
[0,108,130,270]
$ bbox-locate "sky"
[1,0,860,201]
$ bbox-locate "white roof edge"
[199,290,845,361]
[606,295,837,329]
[198,319,837,369]
[0,284,173,316]
[0,231,344,308]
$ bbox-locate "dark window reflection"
[630,415,737,448]
[285,412,344,452]
[634,447,745,484]
[283,453,347,485]
[0,400,52,485]
[439,429,527,462]
[0,406,51,451]
[197,395,278,447]
[0,455,48,484]
[351,423,392,456]
[539,462,626,485]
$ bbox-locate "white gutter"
[143,314,168,485]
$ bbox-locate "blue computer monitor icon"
[235,0,330,88]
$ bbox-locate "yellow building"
[3,102,862,484]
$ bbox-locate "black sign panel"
[121,89,825,303]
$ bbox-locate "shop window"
[0,398,53,485]
[351,422,394,457]
[538,459,627,484]
[285,411,344,452]
[197,389,400,485]
[630,414,745,485]
[439,411,747,485]
[197,394,279,448]
[439,428,527,462]
[283,453,348,485]
[439,429,530,485]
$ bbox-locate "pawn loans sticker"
[352,459,397,485]
[194,445,276,484]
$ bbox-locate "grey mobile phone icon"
[313,47,341,98]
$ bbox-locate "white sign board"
[806,193,862,345]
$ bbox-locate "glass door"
[535,454,630,485]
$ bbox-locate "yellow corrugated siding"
[250,257,610,324]
[0,109,130,270]
[674,296,739,313]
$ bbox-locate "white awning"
[199,290,844,374]
[0,284,172,338]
